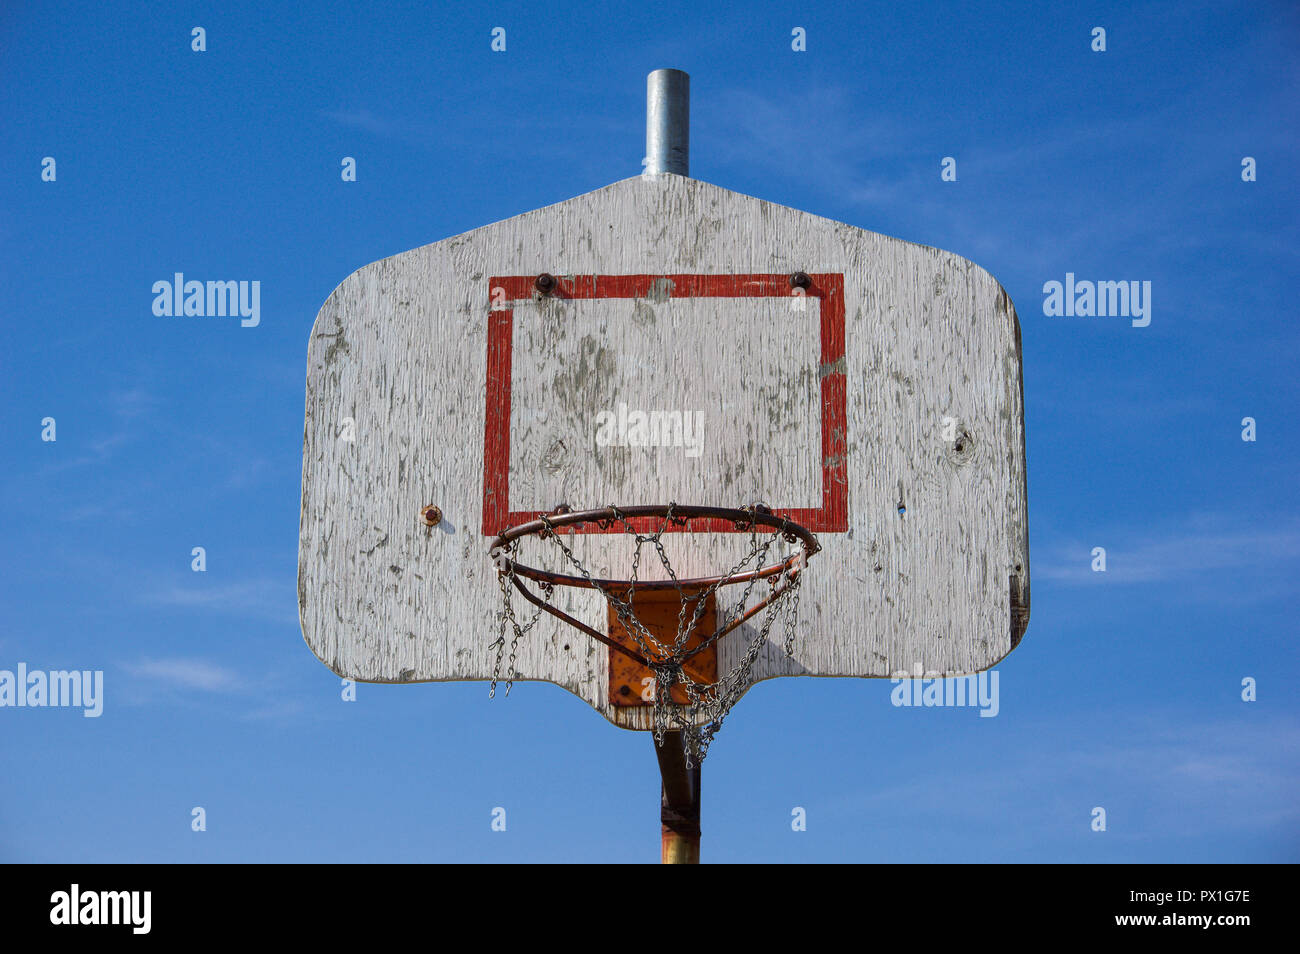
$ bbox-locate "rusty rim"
[489,505,820,668]
[490,504,819,590]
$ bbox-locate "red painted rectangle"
[482,274,847,535]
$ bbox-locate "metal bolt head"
[421,505,442,527]
[535,273,556,294]
[789,272,812,290]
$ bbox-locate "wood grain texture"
[298,173,1030,731]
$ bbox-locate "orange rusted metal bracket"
[655,730,700,864]
[608,589,718,707]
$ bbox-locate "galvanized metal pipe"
[645,69,689,176]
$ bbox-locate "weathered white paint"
[509,296,822,515]
[298,173,1030,731]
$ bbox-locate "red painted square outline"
[483,274,847,535]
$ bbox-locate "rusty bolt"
[421,505,442,527]
[789,271,812,290]
[535,273,556,294]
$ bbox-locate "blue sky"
[2,0,1297,862]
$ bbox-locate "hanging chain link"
[490,505,810,763]
[488,539,553,698]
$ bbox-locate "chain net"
[489,503,807,764]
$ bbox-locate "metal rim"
[489,504,820,591]
[489,504,820,669]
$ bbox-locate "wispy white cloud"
[320,108,412,137]
[318,104,625,177]
[142,578,297,625]
[701,76,1297,282]
[823,712,1300,844]
[1035,517,1300,586]
[1063,716,1300,833]
[240,700,307,722]
[117,658,318,725]
[38,387,157,474]
[108,388,157,420]
[57,502,135,523]
[704,85,900,205]
[121,657,239,692]
[223,455,273,491]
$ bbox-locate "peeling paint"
[298,172,1029,709]
[819,355,846,379]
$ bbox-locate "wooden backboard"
[298,173,1030,730]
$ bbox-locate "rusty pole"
[654,730,701,863]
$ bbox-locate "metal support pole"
[654,730,700,863]
[645,69,690,177]
[646,69,695,861]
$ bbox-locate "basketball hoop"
[488,503,820,762]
